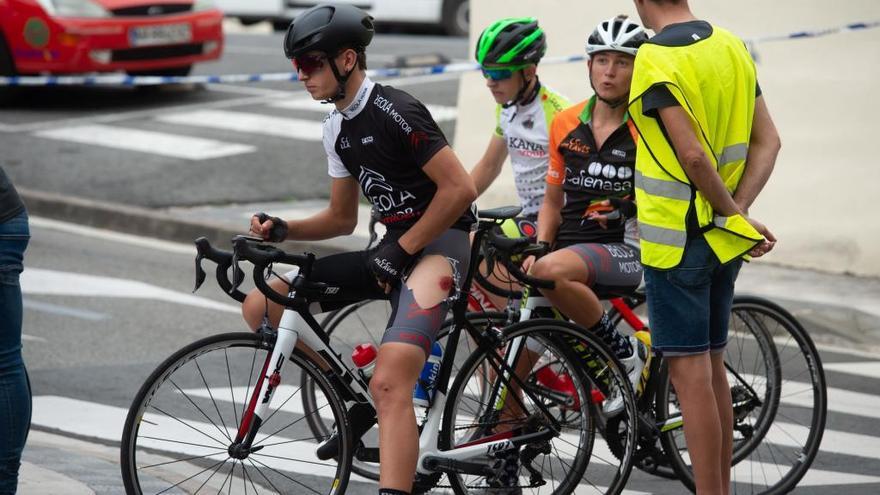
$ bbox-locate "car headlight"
[192,0,217,11]
[35,0,110,18]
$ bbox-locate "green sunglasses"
[481,64,529,81]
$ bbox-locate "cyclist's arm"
[398,146,478,254]
[536,183,563,243]
[286,177,360,240]
[733,96,781,214]
[657,105,742,217]
[470,135,509,196]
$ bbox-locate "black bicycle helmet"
[283,4,374,59]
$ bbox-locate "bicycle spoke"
[253,401,331,448]
[254,383,304,427]
[192,454,228,494]
[240,347,260,430]
[241,459,262,495]
[155,458,228,495]
[139,449,229,471]
[194,358,232,442]
[170,378,233,444]
[225,349,240,438]
[248,456,324,495]
[149,404,229,448]
[139,435,229,451]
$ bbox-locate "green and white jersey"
[495,84,570,216]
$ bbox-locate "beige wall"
[455,0,880,276]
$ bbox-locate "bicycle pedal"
[355,446,380,463]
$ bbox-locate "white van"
[216,0,469,36]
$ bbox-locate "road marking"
[23,299,108,321]
[732,460,880,487]
[157,109,323,141]
[30,216,195,255]
[31,396,343,480]
[742,373,880,420]
[272,98,458,122]
[823,361,880,380]
[34,125,255,160]
[21,268,239,314]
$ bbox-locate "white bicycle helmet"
[585,15,648,57]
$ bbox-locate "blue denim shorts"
[643,237,742,356]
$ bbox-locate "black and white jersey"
[323,77,475,232]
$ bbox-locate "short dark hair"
[337,46,368,70]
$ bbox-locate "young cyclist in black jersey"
[522,15,649,415]
[240,5,477,495]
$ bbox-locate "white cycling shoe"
[602,336,647,416]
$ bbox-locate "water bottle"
[413,342,443,407]
[352,343,378,382]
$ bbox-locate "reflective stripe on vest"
[629,25,763,269]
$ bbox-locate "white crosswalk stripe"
[34,124,255,160]
[823,361,880,380]
[156,109,324,141]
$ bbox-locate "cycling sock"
[590,312,633,360]
[378,489,411,495]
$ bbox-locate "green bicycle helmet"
[476,17,546,67]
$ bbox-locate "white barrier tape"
[1,20,876,87]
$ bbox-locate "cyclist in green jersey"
[469,17,570,312]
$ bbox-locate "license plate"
[129,24,192,47]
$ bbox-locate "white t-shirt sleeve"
[323,114,351,178]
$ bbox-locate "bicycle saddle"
[478,205,523,220]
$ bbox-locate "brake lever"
[193,252,206,293]
[230,251,245,295]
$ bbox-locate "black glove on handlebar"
[608,198,637,221]
[255,212,289,243]
[368,240,417,285]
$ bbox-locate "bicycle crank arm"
[421,456,495,477]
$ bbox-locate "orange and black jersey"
[547,96,638,247]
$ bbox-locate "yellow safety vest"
[628,25,763,270]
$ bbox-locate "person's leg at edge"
[374,253,458,492]
[710,350,732,495]
[666,353,724,494]
[529,248,632,358]
[0,212,31,495]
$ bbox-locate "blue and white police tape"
[0,19,876,87]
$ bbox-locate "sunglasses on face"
[481,65,528,81]
[292,54,326,76]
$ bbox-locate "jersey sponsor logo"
[560,137,591,155]
[410,130,429,150]
[373,95,413,135]
[374,257,398,276]
[508,137,545,153]
[565,166,634,193]
[340,136,351,150]
[358,167,418,216]
[358,167,393,194]
[361,136,374,145]
[342,81,372,119]
[523,117,535,130]
[612,149,627,158]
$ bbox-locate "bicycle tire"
[440,318,638,495]
[657,296,827,494]
[301,301,509,481]
[121,331,354,495]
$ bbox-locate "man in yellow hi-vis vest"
[631,0,781,493]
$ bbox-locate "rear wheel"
[657,297,827,494]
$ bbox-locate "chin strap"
[589,77,627,108]
[323,54,356,104]
[502,74,542,110]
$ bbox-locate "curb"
[17,187,348,257]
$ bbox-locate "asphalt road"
[0,31,467,207]
[20,219,880,494]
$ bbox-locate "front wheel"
[441,319,638,495]
[121,331,353,494]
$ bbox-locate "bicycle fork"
[230,309,304,457]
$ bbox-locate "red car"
[0,0,223,77]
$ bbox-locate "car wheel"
[0,32,17,76]
[441,0,469,37]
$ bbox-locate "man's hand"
[587,198,637,229]
[249,212,289,242]
[368,240,418,293]
[746,217,777,258]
